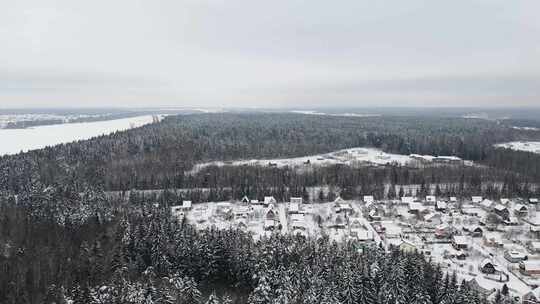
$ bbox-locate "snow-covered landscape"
[0,115,162,155]
[495,142,540,155]
[190,147,469,174]
[174,194,540,301]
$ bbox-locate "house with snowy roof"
[334,196,344,204]
[483,233,504,248]
[520,261,540,276]
[494,204,510,219]
[478,259,496,274]
[472,196,483,203]
[363,195,374,204]
[529,241,540,253]
[290,197,303,204]
[401,196,416,204]
[466,278,496,298]
[288,202,300,214]
[290,215,306,230]
[514,204,529,216]
[504,250,527,263]
[349,218,363,229]
[397,240,417,253]
[433,156,463,165]
[465,225,483,237]
[435,224,451,238]
[369,209,382,221]
[523,287,540,304]
[479,199,494,210]
[435,201,447,212]
[263,196,277,206]
[384,226,402,239]
[335,202,353,214]
[234,206,252,219]
[452,235,469,250]
[503,216,519,226]
[265,208,277,221]
[354,230,374,242]
[500,198,510,205]
[181,200,192,210]
[408,202,426,214]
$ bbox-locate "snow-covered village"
[2,1,540,301]
[171,194,540,303]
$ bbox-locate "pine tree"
[248,275,272,304]
[340,270,358,304]
[181,277,202,304]
[205,292,221,304]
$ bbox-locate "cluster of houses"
[169,193,540,302]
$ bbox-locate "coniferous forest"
[1,112,539,303]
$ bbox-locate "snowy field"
[190,147,414,173]
[495,142,540,154]
[290,110,380,117]
[0,115,162,155]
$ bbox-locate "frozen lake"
[0,115,158,156]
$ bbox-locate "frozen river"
[0,115,158,156]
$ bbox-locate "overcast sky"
[1,0,539,108]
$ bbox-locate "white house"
[290,197,303,204]
[179,200,192,210]
[426,195,436,203]
[234,206,251,219]
[408,202,426,213]
[288,202,300,214]
[452,235,469,250]
[514,204,528,215]
[479,199,494,210]
[290,213,305,229]
[401,196,415,204]
[363,195,375,204]
[472,196,483,203]
[263,196,277,205]
[435,201,447,211]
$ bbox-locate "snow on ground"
[174,196,540,299]
[0,115,164,156]
[290,110,380,117]
[512,126,540,131]
[190,147,414,173]
[495,142,540,154]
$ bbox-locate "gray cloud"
[0,0,539,108]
